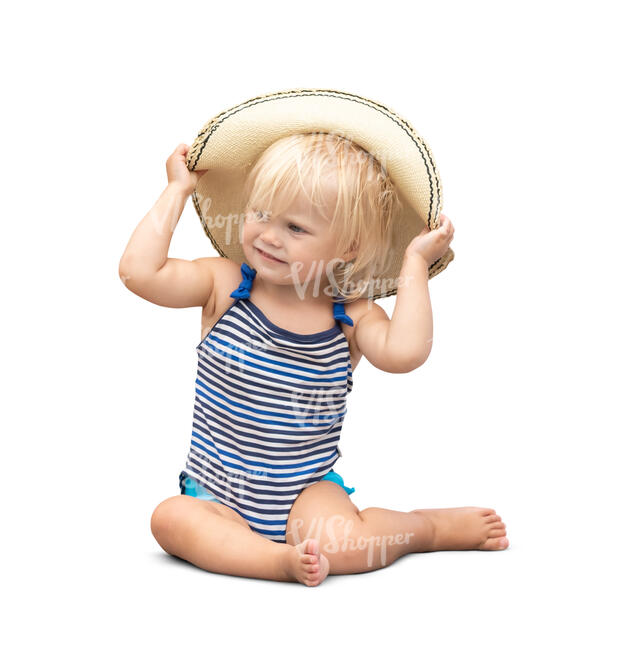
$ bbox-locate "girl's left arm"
[354,252,433,374]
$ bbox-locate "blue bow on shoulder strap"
[230,262,257,299]
[333,298,354,327]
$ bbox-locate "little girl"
[119,135,509,587]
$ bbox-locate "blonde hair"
[240,132,401,302]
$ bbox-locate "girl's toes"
[305,538,319,555]
[306,571,321,585]
[489,522,507,534]
[485,514,501,523]
[480,535,509,550]
[488,527,507,537]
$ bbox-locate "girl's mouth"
[255,247,286,263]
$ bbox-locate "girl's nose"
[260,227,282,248]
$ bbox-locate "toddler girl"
[119,134,509,587]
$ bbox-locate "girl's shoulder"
[199,258,243,342]
[338,297,376,372]
[344,296,378,327]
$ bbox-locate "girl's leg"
[286,482,509,575]
[151,495,329,586]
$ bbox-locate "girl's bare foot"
[284,538,330,586]
[413,507,510,551]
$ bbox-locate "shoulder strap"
[333,296,354,326]
[229,262,256,299]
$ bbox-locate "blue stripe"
[191,429,339,471]
[204,317,350,362]
[190,433,339,477]
[195,384,347,427]
[191,426,341,462]
[197,365,346,410]
[186,458,327,496]
[194,407,343,443]
[197,353,348,402]
[196,377,345,421]
[204,340,348,383]
[194,408,344,448]
[209,334,347,376]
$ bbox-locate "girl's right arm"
[118,143,214,308]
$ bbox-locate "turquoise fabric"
[322,470,356,495]
[183,470,355,502]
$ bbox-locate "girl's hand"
[166,143,207,195]
[405,212,454,267]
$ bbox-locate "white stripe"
[210,320,350,368]
[194,400,346,440]
[197,364,347,411]
[194,387,346,428]
[198,352,348,399]
[189,430,341,468]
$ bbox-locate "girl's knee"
[150,495,200,552]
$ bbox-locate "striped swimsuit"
[179,262,355,543]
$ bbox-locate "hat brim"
[187,88,454,300]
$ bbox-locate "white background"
[2,1,618,648]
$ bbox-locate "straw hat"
[186,88,454,300]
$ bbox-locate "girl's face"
[241,182,353,290]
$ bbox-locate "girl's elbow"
[377,353,425,374]
[395,347,431,373]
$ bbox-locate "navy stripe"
[203,340,348,383]
[186,455,337,496]
[192,419,343,456]
[208,333,347,376]
[198,343,349,395]
[208,310,351,361]
[193,408,344,447]
[197,365,347,411]
[196,379,346,423]
[188,434,339,477]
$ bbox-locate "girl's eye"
[252,210,270,222]
[250,210,303,232]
